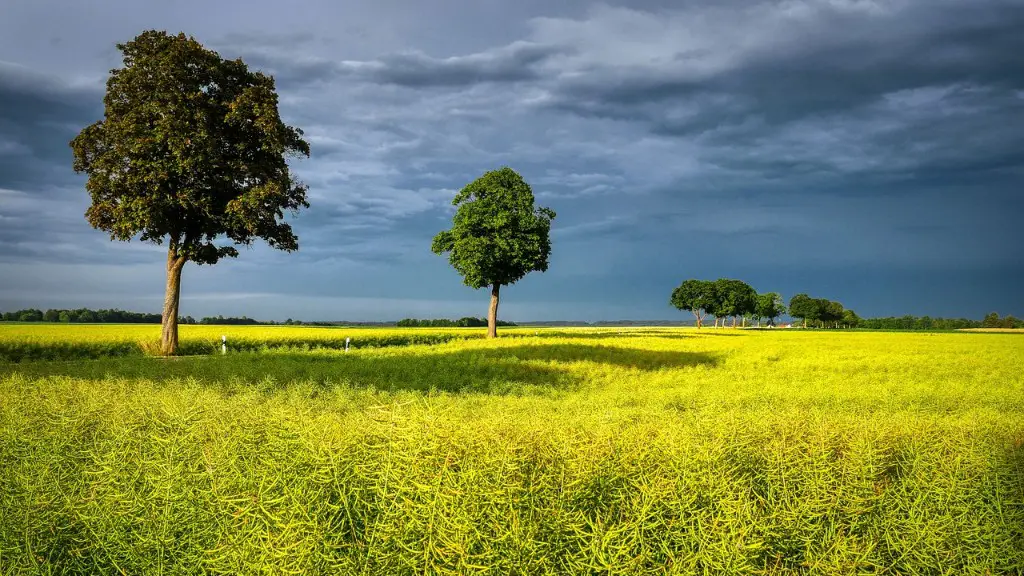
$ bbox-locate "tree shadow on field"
[477,344,718,371]
[1,343,719,395]
[512,329,726,341]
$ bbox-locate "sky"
[0,0,1022,322]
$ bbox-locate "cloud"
[340,41,569,88]
[0,62,101,191]
[1,0,1023,319]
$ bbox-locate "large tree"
[754,292,786,327]
[70,31,310,355]
[714,279,757,328]
[789,293,813,328]
[432,167,555,338]
[670,279,717,328]
[822,300,845,329]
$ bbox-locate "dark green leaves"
[714,279,757,320]
[432,167,556,290]
[670,280,719,317]
[755,292,787,323]
[70,30,310,264]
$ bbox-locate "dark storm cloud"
[549,4,1024,129]
[0,63,101,191]
[1,0,1022,320]
[343,42,569,88]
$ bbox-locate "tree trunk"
[487,283,500,338]
[161,248,187,355]
[732,316,737,328]
[692,310,702,329]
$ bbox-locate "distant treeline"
[2,308,1020,330]
[0,309,264,325]
[1,308,163,324]
[397,317,518,328]
[860,313,1021,330]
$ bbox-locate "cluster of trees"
[0,309,272,326]
[670,279,787,328]
[858,314,1021,330]
[397,318,518,328]
[981,312,1022,329]
[1,308,162,324]
[788,294,860,329]
[195,316,260,325]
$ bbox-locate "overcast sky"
[1,0,1022,321]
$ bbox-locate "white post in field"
[345,337,350,352]
[221,335,227,355]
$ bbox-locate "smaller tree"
[670,279,717,328]
[981,312,1001,328]
[755,292,786,327]
[432,167,555,338]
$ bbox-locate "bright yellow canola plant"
[0,326,1022,574]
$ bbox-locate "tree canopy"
[754,292,787,326]
[713,279,757,327]
[70,30,310,354]
[432,167,555,338]
[670,279,718,328]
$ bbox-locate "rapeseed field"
[0,326,1021,574]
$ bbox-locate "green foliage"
[788,294,813,325]
[1,330,1022,573]
[70,30,311,265]
[198,315,258,325]
[859,315,1018,330]
[432,167,555,290]
[670,279,718,327]
[713,279,757,322]
[786,294,853,328]
[397,318,517,328]
[977,312,1021,329]
[0,307,163,324]
[754,292,786,325]
[842,309,861,328]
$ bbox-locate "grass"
[0,326,1022,574]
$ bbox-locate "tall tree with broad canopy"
[70,31,310,355]
[822,300,845,328]
[714,279,758,328]
[670,279,717,328]
[432,167,555,338]
[789,293,813,328]
[754,292,787,327]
